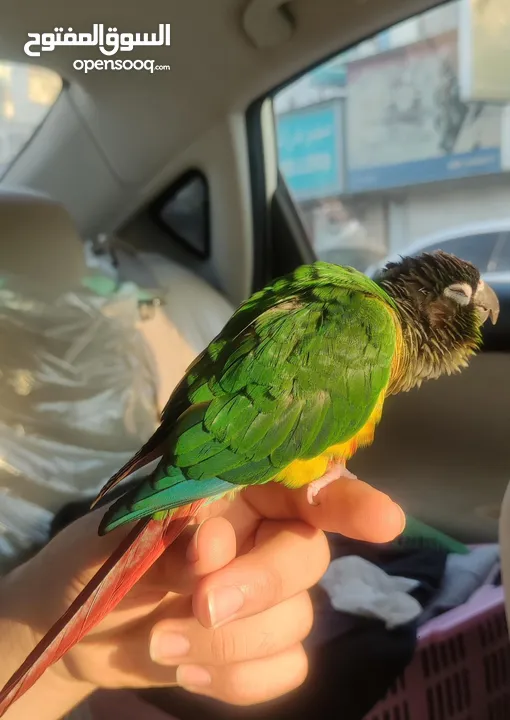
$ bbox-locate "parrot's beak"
[473,281,500,325]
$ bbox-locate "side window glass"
[491,233,510,272]
[433,234,496,271]
[152,171,210,259]
[273,0,507,278]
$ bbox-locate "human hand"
[1,477,404,717]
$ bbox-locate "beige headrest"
[0,187,87,292]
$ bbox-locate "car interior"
[1,0,510,718]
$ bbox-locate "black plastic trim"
[271,172,316,277]
[246,99,273,291]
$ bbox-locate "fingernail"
[150,632,191,663]
[207,586,245,627]
[397,505,406,533]
[187,521,205,563]
[177,664,212,688]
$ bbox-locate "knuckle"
[295,592,314,641]
[210,627,243,665]
[216,647,310,705]
[281,526,330,591]
[218,665,258,705]
[255,564,284,609]
[309,530,331,582]
[292,645,310,688]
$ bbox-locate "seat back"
[0,187,87,293]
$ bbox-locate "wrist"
[0,565,96,720]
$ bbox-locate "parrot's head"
[377,250,500,389]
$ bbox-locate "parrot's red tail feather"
[0,500,205,717]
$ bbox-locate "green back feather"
[100,262,398,534]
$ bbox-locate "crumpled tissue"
[319,555,423,629]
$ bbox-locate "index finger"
[243,477,405,543]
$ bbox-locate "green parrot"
[0,251,499,715]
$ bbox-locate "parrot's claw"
[306,462,358,506]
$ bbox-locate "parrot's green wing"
[100,262,398,533]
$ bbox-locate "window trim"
[246,98,273,291]
[246,97,318,291]
[150,168,211,261]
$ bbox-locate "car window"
[491,234,510,272]
[416,234,498,272]
[0,62,62,175]
[152,170,210,259]
[273,0,508,277]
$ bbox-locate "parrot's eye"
[443,283,473,306]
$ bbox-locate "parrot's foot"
[306,462,358,506]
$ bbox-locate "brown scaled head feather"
[376,250,499,393]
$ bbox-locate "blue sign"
[348,147,501,193]
[309,63,347,88]
[276,101,344,201]
[376,29,391,52]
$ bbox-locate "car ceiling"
[0,0,439,300]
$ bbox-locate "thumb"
[244,477,406,544]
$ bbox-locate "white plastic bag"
[0,273,159,572]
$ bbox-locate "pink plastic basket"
[364,584,510,720]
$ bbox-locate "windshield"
[0,62,62,175]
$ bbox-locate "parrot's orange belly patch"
[274,391,385,489]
